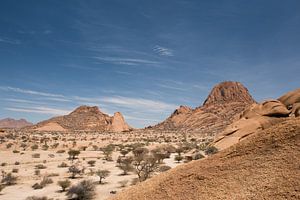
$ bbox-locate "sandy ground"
[0,149,181,200]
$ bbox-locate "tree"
[132,153,158,182]
[101,145,114,161]
[95,170,110,184]
[151,148,169,164]
[68,165,82,179]
[58,179,71,192]
[68,150,80,161]
[118,157,133,175]
[67,180,96,200]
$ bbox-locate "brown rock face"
[110,112,132,132]
[278,88,300,117]
[29,105,132,132]
[203,81,255,106]
[152,81,255,136]
[0,118,32,129]
[214,94,297,150]
[112,118,300,200]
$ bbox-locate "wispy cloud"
[157,83,186,91]
[153,45,173,56]
[0,37,21,45]
[0,86,65,98]
[100,96,176,112]
[93,56,160,66]
[5,106,71,115]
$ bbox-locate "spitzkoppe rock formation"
[152,81,255,136]
[29,106,132,132]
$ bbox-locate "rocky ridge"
[0,118,33,129]
[28,105,132,132]
[152,81,255,136]
[214,87,300,150]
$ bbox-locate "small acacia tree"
[87,160,96,167]
[68,149,80,161]
[118,157,133,175]
[68,165,82,179]
[132,148,159,182]
[101,145,115,161]
[95,169,110,184]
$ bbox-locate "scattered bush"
[32,153,40,158]
[31,144,38,151]
[32,177,53,190]
[34,169,40,176]
[174,155,183,163]
[205,146,218,155]
[35,164,47,169]
[68,165,82,179]
[25,196,48,200]
[15,161,20,165]
[118,180,128,188]
[68,149,80,161]
[67,180,96,200]
[1,173,17,185]
[57,179,71,192]
[58,162,68,168]
[87,160,96,167]
[12,168,19,173]
[56,149,65,154]
[0,184,5,193]
[159,165,171,172]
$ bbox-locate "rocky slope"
[28,106,132,132]
[112,118,300,200]
[0,118,32,129]
[152,81,255,136]
[214,87,300,150]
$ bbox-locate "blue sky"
[1,0,300,127]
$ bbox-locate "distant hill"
[0,118,32,129]
[151,81,255,136]
[28,105,132,132]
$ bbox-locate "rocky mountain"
[0,118,32,129]
[112,118,300,200]
[29,105,132,132]
[214,87,300,150]
[152,81,255,136]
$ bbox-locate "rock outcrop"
[203,81,255,106]
[214,88,300,150]
[152,81,255,136]
[29,106,132,132]
[0,118,32,129]
[112,118,300,200]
